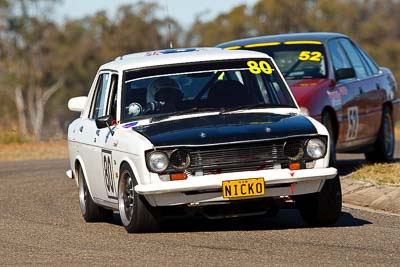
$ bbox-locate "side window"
[358,46,380,75]
[327,39,352,71]
[339,38,368,79]
[107,74,118,120]
[90,73,110,119]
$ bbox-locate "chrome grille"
[185,141,290,175]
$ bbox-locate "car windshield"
[121,58,296,123]
[244,43,327,79]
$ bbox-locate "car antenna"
[164,0,173,49]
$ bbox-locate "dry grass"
[0,140,68,161]
[349,162,400,185]
[347,123,400,185]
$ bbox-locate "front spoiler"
[135,167,337,195]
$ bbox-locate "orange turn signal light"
[289,162,301,170]
[170,173,187,181]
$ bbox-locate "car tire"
[118,163,160,233]
[295,174,342,226]
[365,107,394,163]
[322,113,337,168]
[78,167,113,222]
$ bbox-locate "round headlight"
[306,138,326,159]
[147,151,169,173]
[284,141,304,161]
[170,149,191,170]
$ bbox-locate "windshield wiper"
[150,107,222,123]
[220,103,287,114]
[285,76,317,80]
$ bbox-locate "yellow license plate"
[222,178,265,199]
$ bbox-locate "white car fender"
[113,127,154,178]
[117,157,141,183]
[306,116,331,168]
[74,156,96,198]
[115,126,154,154]
[116,156,156,206]
[116,155,159,184]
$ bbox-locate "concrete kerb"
[341,176,400,215]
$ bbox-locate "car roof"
[99,47,272,72]
[218,32,348,48]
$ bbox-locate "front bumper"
[135,167,337,206]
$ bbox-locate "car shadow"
[161,209,371,233]
[107,208,371,233]
[337,159,366,176]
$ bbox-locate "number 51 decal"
[346,106,359,140]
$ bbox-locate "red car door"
[327,38,365,150]
[338,38,384,145]
[355,42,387,142]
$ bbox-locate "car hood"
[286,78,333,107]
[132,112,317,147]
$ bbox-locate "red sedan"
[218,32,400,163]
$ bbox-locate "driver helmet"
[146,77,182,103]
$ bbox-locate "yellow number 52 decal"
[298,51,322,61]
[247,60,273,75]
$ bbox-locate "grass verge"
[347,124,400,185]
[0,140,68,161]
[348,162,400,185]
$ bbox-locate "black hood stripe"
[132,113,317,147]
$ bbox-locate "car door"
[327,38,363,148]
[94,73,120,202]
[338,38,383,144]
[78,71,112,201]
[354,42,387,141]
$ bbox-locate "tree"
[0,0,65,141]
[252,0,314,35]
[185,4,253,46]
[50,2,183,134]
[2,0,400,143]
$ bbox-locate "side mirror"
[68,96,87,112]
[335,68,356,80]
[96,115,115,136]
[95,115,113,129]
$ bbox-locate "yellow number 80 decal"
[247,60,273,75]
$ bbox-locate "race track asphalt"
[1,158,399,266]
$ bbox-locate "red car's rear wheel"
[365,107,394,163]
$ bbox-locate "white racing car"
[67,48,341,233]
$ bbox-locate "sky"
[53,0,259,27]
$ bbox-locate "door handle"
[96,129,100,136]
[376,83,381,90]
[359,87,363,94]
[79,126,84,133]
